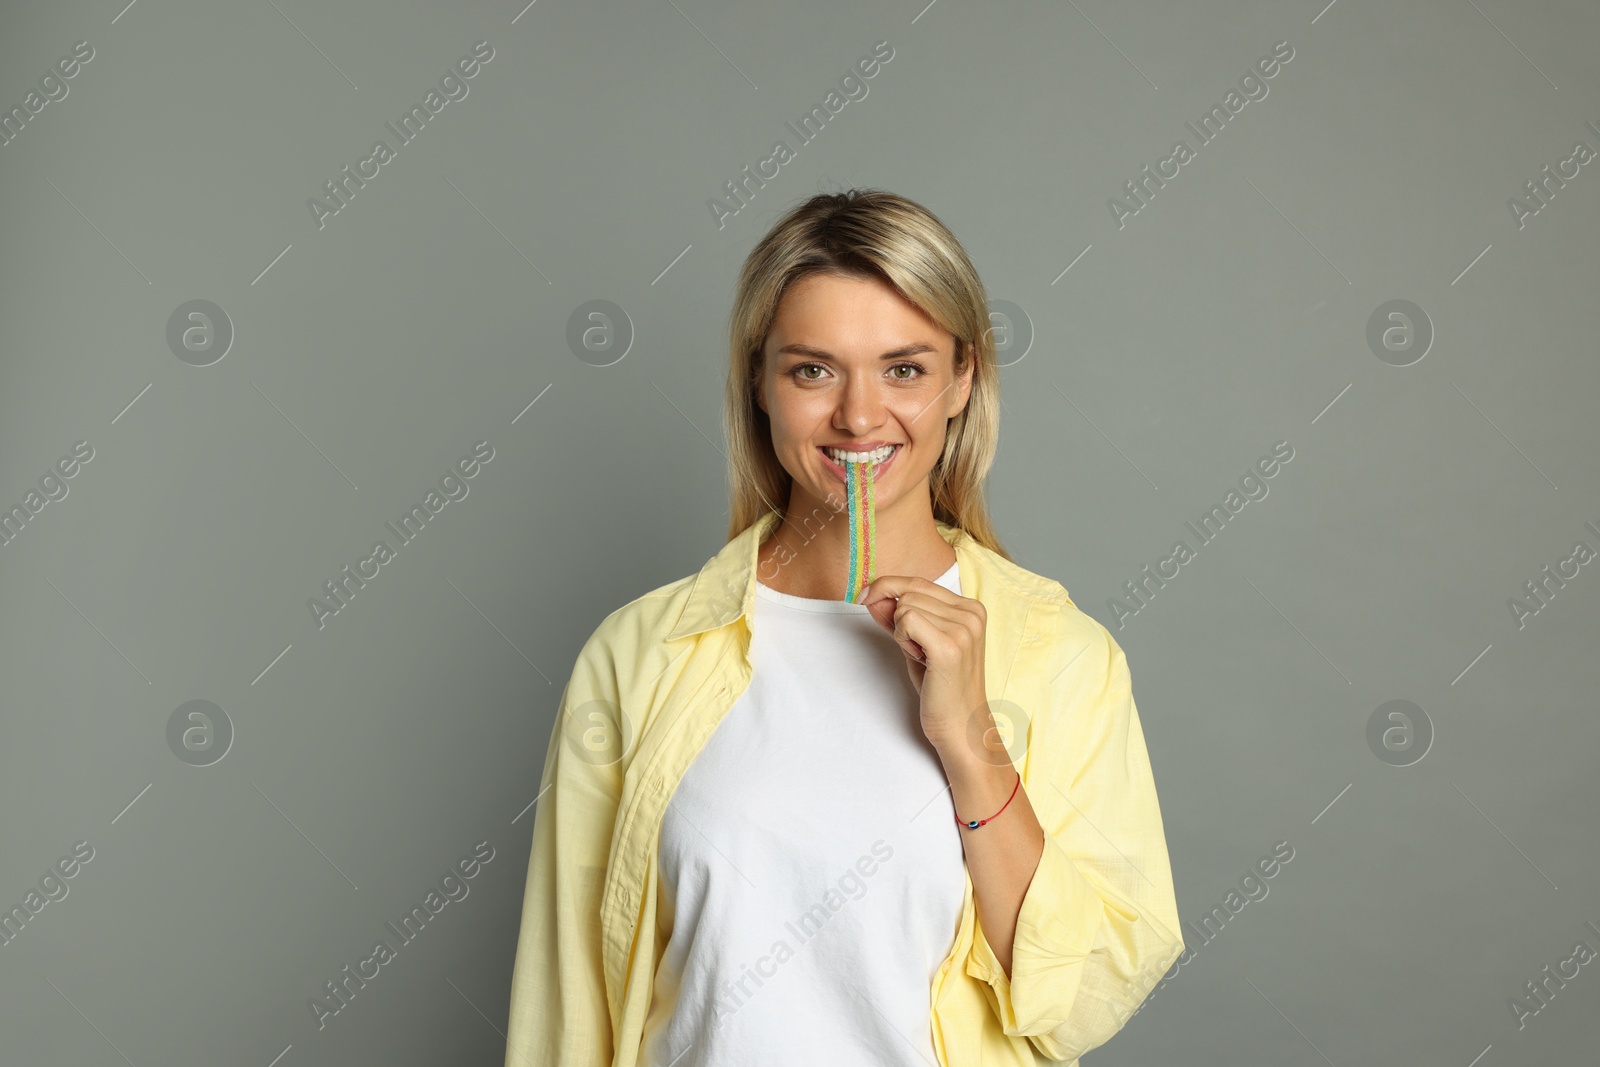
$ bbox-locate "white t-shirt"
[639,562,969,1067]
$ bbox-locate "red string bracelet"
[956,770,1021,830]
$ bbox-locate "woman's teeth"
[827,445,895,464]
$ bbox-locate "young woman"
[504,190,1184,1066]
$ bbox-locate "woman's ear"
[950,339,975,415]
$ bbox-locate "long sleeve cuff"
[964,832,1104,1058]
[964,831,1182,1062]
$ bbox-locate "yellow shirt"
[504,511,1184,1066]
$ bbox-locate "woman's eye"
[791,362,925,382]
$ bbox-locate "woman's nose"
[836,378,885,431]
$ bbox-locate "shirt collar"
[664,510,979,642]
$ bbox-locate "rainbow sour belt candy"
[845,457,877,603]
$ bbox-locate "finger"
[889,596,986,657]
[888,589,974,629]
[857,574,955,610]
[880,602,934,664]
[893,608,967,679]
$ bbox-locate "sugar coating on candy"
[845,458,877,602]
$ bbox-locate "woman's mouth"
[818,444,899,481]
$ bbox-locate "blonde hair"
[722,188,1010,560]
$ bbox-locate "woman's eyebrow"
[776,341,938,360]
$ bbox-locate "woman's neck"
[755,494,957,600]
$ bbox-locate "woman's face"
[757,272,973,517]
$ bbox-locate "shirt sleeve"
[504,626,627,1067]
[963,614,1185,1063]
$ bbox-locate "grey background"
[2,0,1597,1065]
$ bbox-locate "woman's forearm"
[935,735,1046,977]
